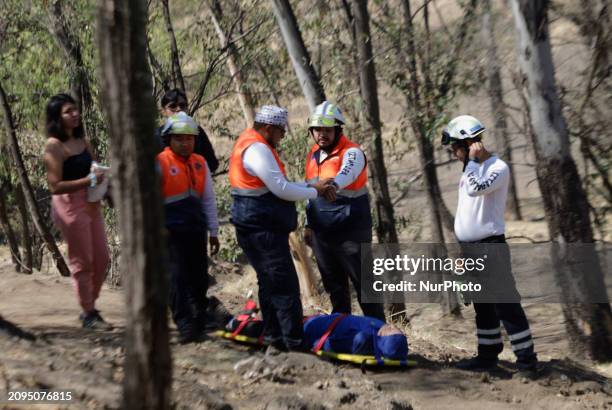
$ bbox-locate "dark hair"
[253,121,268,131]
[46,93,84,141]
[334,125,342,139]
[161,88,187,107]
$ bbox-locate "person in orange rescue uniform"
[158,111,220,344]
[304,101,385,321]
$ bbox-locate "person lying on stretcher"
[303,313,408,360]
[225,300,408,360]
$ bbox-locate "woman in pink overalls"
[43,93,111,329]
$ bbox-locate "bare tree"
[511,0,612,361]
[0,82,70,277]
[558,0,612,236]
[351,0,408,319]
[207,0,255,126]
[97,0,172,407]
[47,0,99,154]
[391,0,478,243]
[270,0,326,110]
[482,0,522,220]
[161,0,186,92]
[351,0,397,245]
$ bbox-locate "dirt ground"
[1,248,611,410]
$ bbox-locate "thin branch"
[161,0,186,91]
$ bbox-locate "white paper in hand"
[88,162,111,203]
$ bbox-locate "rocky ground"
[0,252,611,410]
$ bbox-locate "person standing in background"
[43,93,111,330]
[156,88,219,173]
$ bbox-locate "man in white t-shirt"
[442,115,538,377]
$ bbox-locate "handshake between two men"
[309,178,338,202]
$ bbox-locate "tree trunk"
[161,0,186,92]
[398,0,458,240]
[288,232,318,303]
[270,0,326,110]
[414,125,454,243]
[32,234,44,272]
[14,186,33,273]
[352,0,397,244]
[0,82,70,277]
[399,0,444,243]
[207,0,255,127]
[97,0,172,408]
[511,0,612,361]
[0,179,21,272]
[482,0,522,220]
[351,0,406,320]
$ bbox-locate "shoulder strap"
[231,317,253,337]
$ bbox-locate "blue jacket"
[303,314,408,360]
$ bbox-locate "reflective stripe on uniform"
[164,189,201,204]
[478,337,503,345]
[511,340,534,351]
[476,327,501,335]
[508,329,531,341]
[230,186,271,196]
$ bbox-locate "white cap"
[254,105,289,129]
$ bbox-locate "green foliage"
[1,0,607,271]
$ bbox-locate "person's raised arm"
[463,160,509,197]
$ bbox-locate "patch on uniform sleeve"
[194,162,203,172]
[169,165,179,176]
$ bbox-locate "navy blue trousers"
[311,228,385,322]
[236,229,304,350]
[474,302,537,367]
[168,231,208,338]
[464,236,537,367]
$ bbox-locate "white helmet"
[308,101,346,128]
[441,115,485,145]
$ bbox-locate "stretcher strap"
[313,314,347,353]
[231,317,252,337]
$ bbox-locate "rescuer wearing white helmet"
[442,115,538,377]
[304,101,385,322]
